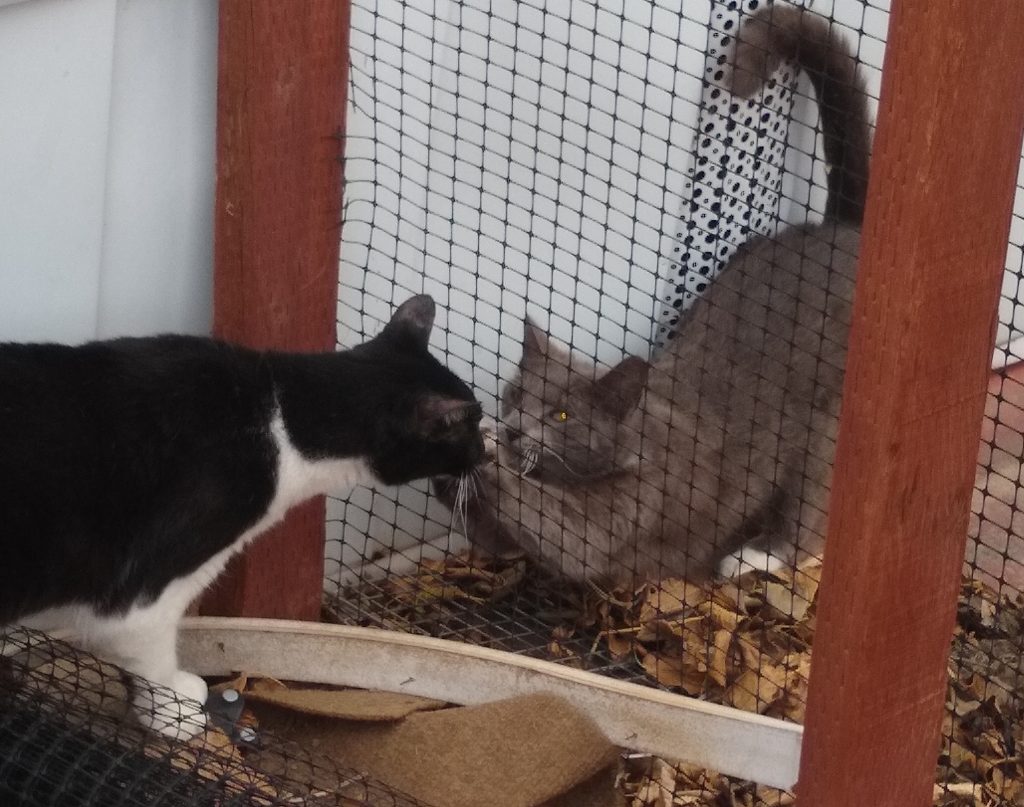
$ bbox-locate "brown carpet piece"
[242,680,447,721]
[252,691,620,807]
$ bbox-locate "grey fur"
[448,5,871,586]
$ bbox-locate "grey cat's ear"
[417,396,483,434]
[385,295,436,349]
[522,317,549,362]
[595,356,649,418]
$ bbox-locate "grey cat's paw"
[133,670,208,741]
[717,548,784,579]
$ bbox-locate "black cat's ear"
[595,356,649,419]
[418,396,482,434]
[521,316,549,363]
[384,295,436,349]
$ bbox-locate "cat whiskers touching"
[447,468,476,543]
[470,465,482,501]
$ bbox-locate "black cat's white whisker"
[460,479,470,539]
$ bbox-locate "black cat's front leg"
[92,610,208,741]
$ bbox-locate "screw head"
[238,726,258,744]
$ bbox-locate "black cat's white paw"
[133,670,208,741]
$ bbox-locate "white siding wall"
[0,0,218,344]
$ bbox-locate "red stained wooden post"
[199,1,351,620]
[798,3,1024,806]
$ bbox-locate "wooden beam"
[180,617,804,790]
[199,0,350,620]
[798,3,1024,806]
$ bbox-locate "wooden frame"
[200,0,351,620]
[180,617,802,789]
[798,3,1024,805]
[203,0,1024,804]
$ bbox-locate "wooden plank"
[199,0,350,620]
[180,616,804,789]
[798,3,1024,806]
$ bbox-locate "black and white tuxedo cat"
[1,295,483,737]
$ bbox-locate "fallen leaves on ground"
[381,552,1022,806]
[595,564,819,722]
[937,579,1024,806]
[618,576,1024,807]
[387,555,528,609]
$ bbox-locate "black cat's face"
[357,296,485,487]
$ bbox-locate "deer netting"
[327,0,1024,803]
[0,630,426,806]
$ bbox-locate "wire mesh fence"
[332,0,858,666]
[326,0,1024,804]
[0,629,426,806]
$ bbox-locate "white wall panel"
[97,0,218,338]
[0,0,217,344]
[0,0,118,343]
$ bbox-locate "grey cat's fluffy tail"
[728,3,871,224]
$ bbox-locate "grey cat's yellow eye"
[553,410,569,422]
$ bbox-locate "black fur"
[0,295,482,622]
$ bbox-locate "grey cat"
[440,5,872,587]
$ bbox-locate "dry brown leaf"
[755,786,796,806]
[151,727,283,806]
[726,667,784,715]
[243,683,446,721]
[209,672,249,695]
[700,600,743,632]
[606,628,639,660]
[934,782,986,806]
[641,578,706,622]
[726,669,759,714]
[190,726,237,753]
[639,650,706,696]
[20,658,130,723]
[793,562,823,603]
[546,630,586,669]
[710,583,743,613]
[247,676,289,695]
[707,630,733,689]
[763,582,810,622]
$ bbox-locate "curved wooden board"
[180,616,802,789]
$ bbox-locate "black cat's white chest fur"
[16,412,372,733]
[1,295,483,737]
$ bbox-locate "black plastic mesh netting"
[323,0,1024,804]
[0,630,426,807]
